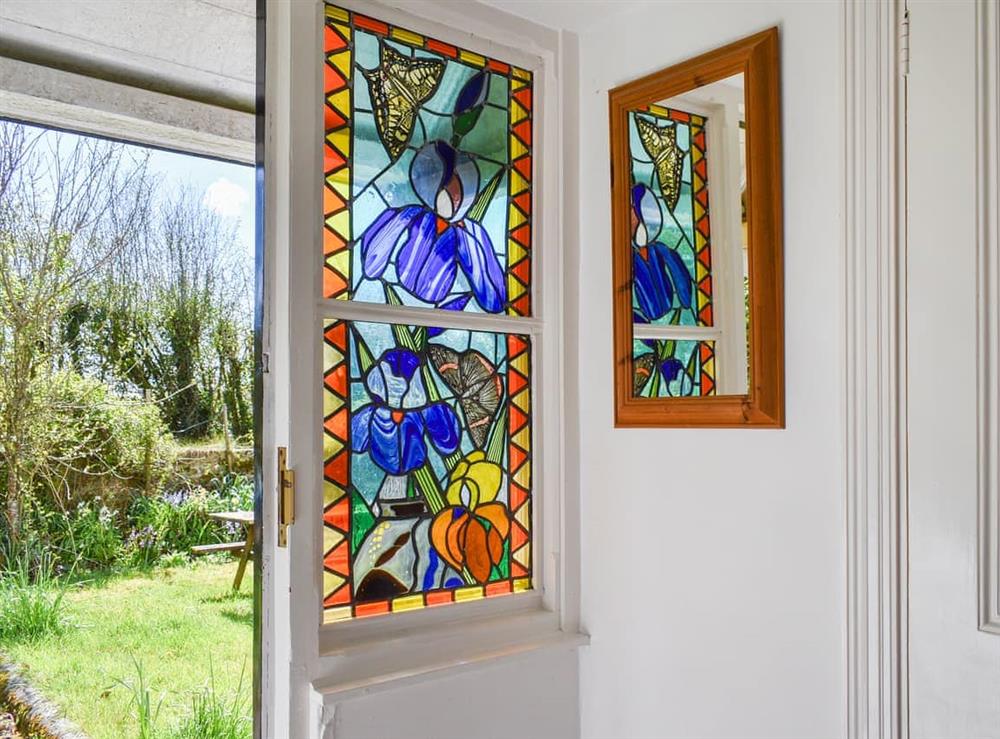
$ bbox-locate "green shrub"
[62,499,124,570]
[2,467,253,576]
[125,474,252,565]
[209,474,253,512]
[0,552,68,644]
[127,489,220,564]
[45,372,177,506]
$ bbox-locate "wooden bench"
[197,510,255,591]
[191,541,247,555]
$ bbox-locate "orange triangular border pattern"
[323,19,351,299]
[689,120,714,328]
[322,320,351,607]
[506,334,531,575]
[507,76,533,317]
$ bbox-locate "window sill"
[311,607,588,704]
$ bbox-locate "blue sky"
[146,147,255,263]
[22,122,256,264]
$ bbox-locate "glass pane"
[323,5,533,316]
[632,338,716,397]
[322,319,532,622]
[628,105,713,327]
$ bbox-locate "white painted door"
[906,1,1000,736]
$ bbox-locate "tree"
[78,187,253,438]
[0,121,153,543]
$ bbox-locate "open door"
[259,1,583,737]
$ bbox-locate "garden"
[0,121,256,738]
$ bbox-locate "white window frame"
[630,88,748,395]
[267,1,584,736]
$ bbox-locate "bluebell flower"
[631,184,693,323]
[351,349,462,475]
[161,489,188,508]
[360,141,506,313]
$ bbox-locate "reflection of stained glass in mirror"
[629,105,713,328]
[322,316,532,622]
[632,338,716,397]
[323,5,533,316]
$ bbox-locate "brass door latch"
[277,446,295,547]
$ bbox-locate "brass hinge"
[277,446,295,547]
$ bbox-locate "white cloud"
[203,177,250,218]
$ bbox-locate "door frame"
[843,0,909,737]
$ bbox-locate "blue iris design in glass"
[360,140,506,313]
[359,71,506,314]
[631,183,693,323]
[351,348,461,475]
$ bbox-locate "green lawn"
[3,561,253,738]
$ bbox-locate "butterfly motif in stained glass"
[323,5,534,317]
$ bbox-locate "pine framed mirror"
[609,28,784,428]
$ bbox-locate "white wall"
[333,649,579,739]
[573,3,846,738]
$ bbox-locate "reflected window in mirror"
[629,78,748,398]
[610,29,783,427]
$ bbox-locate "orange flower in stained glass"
[430,502,510,584]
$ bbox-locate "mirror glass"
[628,73,749,398]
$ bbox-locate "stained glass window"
[629,105,712,328]
[323,4,533,316]
[629,103,716,397]
[322,318,532,621]
[322,5,535,623]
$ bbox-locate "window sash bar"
[632,323,721,341]
[318,298,543,335]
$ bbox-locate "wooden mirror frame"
[609,28,784,428]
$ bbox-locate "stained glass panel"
[628,105,713,327]
[322,317,532,622]
[323,4,533,316]
[632,338,716,397]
